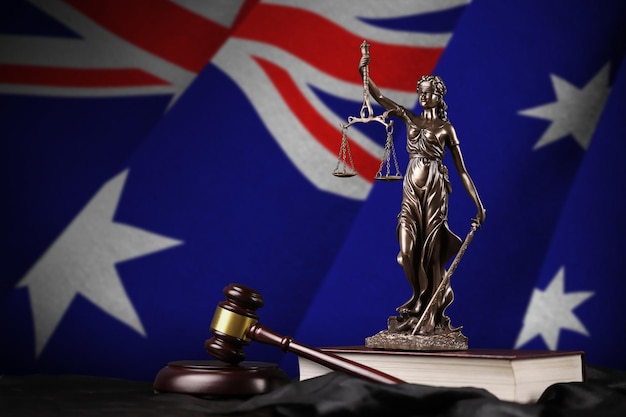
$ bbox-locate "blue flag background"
[2,0,626,381]
[291,0,626,372]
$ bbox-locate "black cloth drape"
[232,366,626,417]
[2,366,625,417]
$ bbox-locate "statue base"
[365,316,468,351]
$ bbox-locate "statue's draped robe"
[397,124,462,331]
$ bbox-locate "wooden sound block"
[153,360,290,397]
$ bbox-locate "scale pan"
[333,171,357,178]
[375,175,402,182]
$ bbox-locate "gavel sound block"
[153,283,403,396]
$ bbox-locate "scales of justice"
[333,41,486,351]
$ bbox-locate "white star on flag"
[17,170,183,356]
[515,266,594,350]
[519,63,611,150]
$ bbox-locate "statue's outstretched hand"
[359,55,370,70]
[473,208,486,229]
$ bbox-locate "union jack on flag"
[2,0,626,381]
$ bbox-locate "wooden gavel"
[204,283,403,384]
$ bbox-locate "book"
[298,346,585,403]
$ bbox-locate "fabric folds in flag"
[1,0,469,380]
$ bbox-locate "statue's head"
[417,75,449,120]
[417,75,447,98]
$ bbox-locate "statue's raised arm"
[358,43,412,124]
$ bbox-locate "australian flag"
[1,0,625,382]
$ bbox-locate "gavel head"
[205,283,264,364]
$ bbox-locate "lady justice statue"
[350,42,486,350]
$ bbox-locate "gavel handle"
[248,323,404,384]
